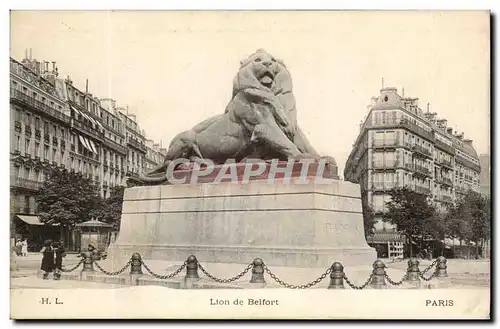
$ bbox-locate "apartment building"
[10,50,165,238]
[344,87,481,250]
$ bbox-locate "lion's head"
[232,49,281,96]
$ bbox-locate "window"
[35,117,41,130]
[24,168,30,180]
[15,135,20,152]
[385,152,396,167]
[385,172,395,189]
[35,142,40,157]
[44,121,49,133]
[14,108,21,121]
[44,145,49,160]
[52,148,57,162]
[25,139,30,154]
[373,152,383,168]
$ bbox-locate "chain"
[142,261,187,280]
[384,273,407,286]
[94,259,131,276]
[262,264,331,289]
[421,259,438,275]
[60,259,84,273]
[343,273,373,290]
[198,262,253,284]
[418,271,435,281]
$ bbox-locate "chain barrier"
[420,259,438,275]
[263,264,331,289]
[198,262,253,284]
[343,273,373,290]
[142,260,187,280]
[418,271,435,282]
[94,259,132,276]
[60,259,84,273]
[384,273,407,286]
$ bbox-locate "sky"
[9,11,490,176]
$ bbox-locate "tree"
[97,186,125,230]
[36,168,102,245]
[362,203,376,238]
[449,190,491,258]
[383,187,437,257]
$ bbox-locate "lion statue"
[131,49,338,185]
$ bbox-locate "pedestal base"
[107,179,376,268]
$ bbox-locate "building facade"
[10,51,164,243]
[144,139,167,172]
[479,153,490,196]
[344,87,481,251]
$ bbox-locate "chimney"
[29,48,32,60]
[446,127,453,134]
[24,49,28,60]
[45,61,49,72]
[52,61,56,72]
[464,139,473,145]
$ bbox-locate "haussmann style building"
[344,87,481,258]
[10,50,166,251]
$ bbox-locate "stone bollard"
[250,258,266,283]
[405,258,421,283]
[185,255,200,279]
[81,251,94,272]
[130,253,143,275]
[370,259,387,289]
[435,256,448,278]
[328,262,345,289]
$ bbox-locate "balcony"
[439,159,453,170]
[11,177,43,191]
[52,136,58,147]
[43,134,50,144]
[14,121,22,132]
[103,137,128,155]
[436,177,453,186]
[61,140,66,149]
[71,144,75,152]
[414,186,431,196]
[10,89,70,124]
[71,118,104,142]
[127,138,147,153]
[411,144,432,159]
[400,119,435,142]
[455,154,481,172]
[442,195,453,203]
[435,139,456,155]
[35,129,41,140]
[103,164,108,172]
[408,164,432,177]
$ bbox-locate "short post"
[130,253,143,275]
[435,256,448,278]
[81,251,94,272]
[328,262,345,289]
[250,258,266,283]
[370,259,387,289]
[185,255,199,279]
[405,258,421,283]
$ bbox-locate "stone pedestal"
[107,178,376,268]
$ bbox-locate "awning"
[88,139,98,154]
[76,219,113,228]
[79,135,93,153]
[366,232,406,244]
[16,215,44,226]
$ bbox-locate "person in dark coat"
[53,241,66,280]
[40,240,55,279]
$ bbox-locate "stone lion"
[133,49,308,184]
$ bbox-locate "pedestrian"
[15,239,22,256]
[21,238,28,257]
[53,241,66,280]
[40,240,55,280]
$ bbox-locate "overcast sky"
[10,11,490,175]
